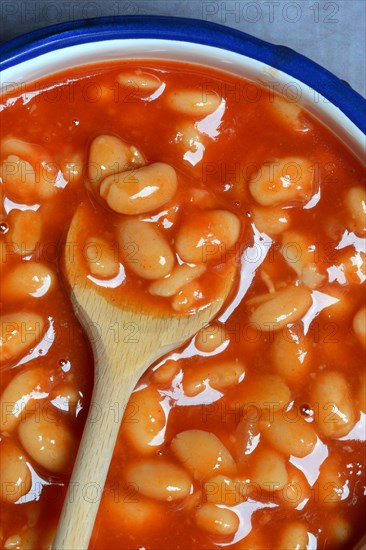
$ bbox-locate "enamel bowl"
[1,14,365,550]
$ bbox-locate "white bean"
[250,285,312,331]
[18,414,77,473]
[0,439,32,503]
[100,491,164,534]
[316,454,346,507]
[117,71,161,92]
[175,210,240,264]
[277,521,309,550]
[171,281,204,312]
[272,328,311,384]
[2,262,55,302]
[353,306,366,348]
[183,360,245,397]
[167,90,221,117]
[271,95,306,131]
[149,263,205,297]
[152,359,180,386]
[261,410,317,457]
[5,210,42,257]
[0,367,50,432]
[88,134,144,187]
[249,157,315,207]
[251,446,288,490]
[232,374,291,417]
[278,464,310,508]
[251,206,291,235]
[171,430,236,480]
[0,312,45,365]
[100,162,177,215]
[281,231,325,289]
[0,138,58,202]
[121,387,165,455]
[119,218,175,280]
[125,458,192,501]
[310,370,356,438]
[204,475,245,506]
[85,237,119,279]
[195,324,229,353]
[345,186,366,234]
[195,503,239,536]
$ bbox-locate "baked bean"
[101,491,164,534]
[272,328,311,384]
[281,231,325,288]
[195,324,229,353]
[278,464,310,508]
[85,237,119,279]
[100,162,177,215]
[49,383,82,416]
[125,458,192,501]
[310,370,356,438]
[87,134,144,186]
[4,529,38,550]
[0,439,32,503]
[336,248,365,285]
[357,372,366,413]
[345,186,366,234]
[4,535,22,549]
[327,516,352,546]
[190,187,217,209]
[251,446,288,490]
[251,206,290,235]
[117,71,161,92]
[171,430,236,480]
[317,455,346,507]
[175,210,240,264]
[2,262,55,302]
[171,280,204,313]
[119,218,174,280]
[0,138,58,202]
[0,367,51,432]
[0,312,45,365]
[250,285,312,331]
[204,475,244,506]
[121,387,165,455]
[183,359,245,397]
[195,503,239,537]
[353,306,366,348]
[149,263,205,297]
[167,90,222,117]
[178,121,205,157]
[152,359,180,386]
[271,96,306,131]
[261,410,317,457]
[5,210,42,257]
[249,157,315,207]
[277,521,309,550]
[18,414,77,474]
[233,374,291,416]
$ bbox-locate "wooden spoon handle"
[52,374,136,550]
[353,535,366,550]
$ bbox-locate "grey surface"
[0,0,365,98]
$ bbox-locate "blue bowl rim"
[1,14,365,135]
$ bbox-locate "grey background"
[0,0,365,98]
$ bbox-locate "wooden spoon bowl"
[53,205,236,549]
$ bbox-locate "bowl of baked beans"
[0,15,365,550]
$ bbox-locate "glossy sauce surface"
[0,61,365,550]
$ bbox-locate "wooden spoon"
[53,205,236,550]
